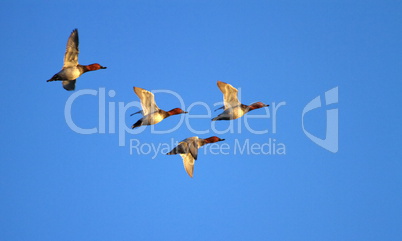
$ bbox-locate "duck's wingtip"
[133,86,145,92]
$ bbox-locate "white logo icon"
[302,87,338,153]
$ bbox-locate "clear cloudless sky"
[1,1,401,240]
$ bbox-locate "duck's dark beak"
[219,138,225,141]
[101,66,107,69]
[182,111,188,114]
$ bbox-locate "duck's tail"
[46,74,59,82]
[132,119,143,129]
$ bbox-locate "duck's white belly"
[58,67,82,80]
[143,112,165,125]
[231,107,245,119]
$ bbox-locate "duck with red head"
[46,29,107,91]
[131,87,188,129]
[166,136,226,177]
[212,81,269,121]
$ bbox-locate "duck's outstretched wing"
[62,80,76,91]
[217,81,240,110]
[166,137,200,178]
[180,153,195,178]
[133,87,160,116]
[63,29,79,68]
[130,110,143,116]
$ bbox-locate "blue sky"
[1,1,401,240]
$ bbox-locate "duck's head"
[86,63,107,71]
[248,102,269,110]
[167,108,188,116]
[204,136,225,144]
